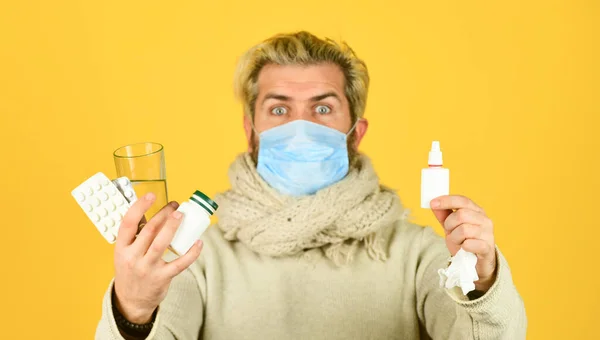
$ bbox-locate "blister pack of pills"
[71,172,138,243]
[113,176,138,204]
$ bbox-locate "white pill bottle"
[168,190,218,257]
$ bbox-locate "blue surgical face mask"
[254,119,358,196]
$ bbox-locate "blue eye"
[271,107,287,116]
[316,105,331,114]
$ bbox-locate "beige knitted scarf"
[213,152,407,266]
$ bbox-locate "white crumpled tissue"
[438,248,479,295]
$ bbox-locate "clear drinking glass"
[113,142,168,219]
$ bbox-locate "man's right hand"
[113,193,204,324]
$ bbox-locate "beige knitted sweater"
[95,154,527,339]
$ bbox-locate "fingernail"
[145,193,155,201]
[431,199,440,208]
[169,201,179,208]
[173,211,182,219]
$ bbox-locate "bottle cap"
[189,190,219,215]
[428,141,443,166]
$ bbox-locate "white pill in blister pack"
[71,172,132,243]
[113,176,138,204]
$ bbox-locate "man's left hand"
[430,195,497,292]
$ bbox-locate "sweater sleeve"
[415,226,527,340]
[94,261,206,340]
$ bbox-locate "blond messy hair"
[233,31,370,123]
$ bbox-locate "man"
[96,31,527,339]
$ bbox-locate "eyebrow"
[261,91,342,106]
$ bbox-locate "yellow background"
[1,0,597,338]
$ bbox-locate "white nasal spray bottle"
[421,141,449,208]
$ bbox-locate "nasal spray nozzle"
[420,140,479,296]
[428,141,443,166]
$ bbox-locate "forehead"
[256,63,346,98]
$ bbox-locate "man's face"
[243,63,368,166]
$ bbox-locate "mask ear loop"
[346,118,361,137]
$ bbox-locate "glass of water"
[113,142,168,219]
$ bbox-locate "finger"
[443,209,488,234]
[116,193,156,248]
[144,210,184,262]
[447,224,482,245]
[163,240,203,278]
[431,195,484,214]
[461,239,491,256]
[431,208,452,227]
[132,201,180,254]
